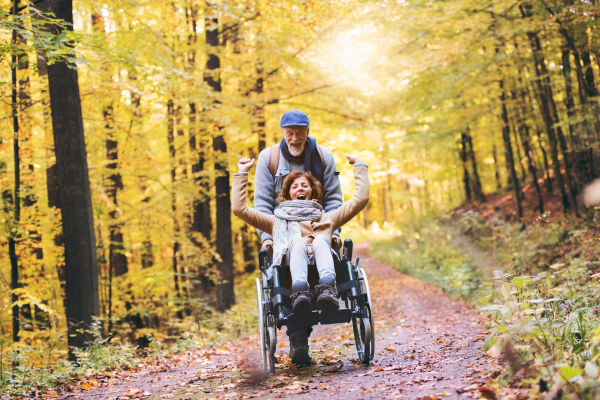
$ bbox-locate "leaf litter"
[38,247,499,399]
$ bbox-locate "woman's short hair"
[278,171,323,204]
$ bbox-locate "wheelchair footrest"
[321,308,352,325]
[281,308,353,327]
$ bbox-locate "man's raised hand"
[238,157,255,173]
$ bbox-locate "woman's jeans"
[286,235,335,340]
[288,236,335,285]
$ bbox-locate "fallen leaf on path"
[48,393,58,398]
[325,362,343,372]
[383,365,402,371]
[122,388,140,398]
[80,381,96,390]
[284,382,305,390]
[478,386,496,399]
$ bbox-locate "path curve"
[64,245,495,400]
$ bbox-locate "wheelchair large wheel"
[267,327,277,374]
[360,268,375,361]
[256,277,277,374]
[256,278,268,371]
[353,268,375,362]
[352,315,371,364]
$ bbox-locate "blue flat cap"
[280,110,310,127]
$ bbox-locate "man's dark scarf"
[279,136,325,185]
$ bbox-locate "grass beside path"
[365,215,484,302]
[367,208,600,399]
[0,275,260,397]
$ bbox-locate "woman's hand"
[346,155,362,165]
[238,158,255,173]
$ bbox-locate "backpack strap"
[317,145,326,168]
[268,144,280,177]
[268,143,327,178]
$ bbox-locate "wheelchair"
[255,239,375,374]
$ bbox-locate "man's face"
[282,126,309,157]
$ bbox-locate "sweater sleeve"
[232,174,275,236]
[321,147,343,213]
[253,148,276,242]
[320,147,343,237]
[327,166,370,231]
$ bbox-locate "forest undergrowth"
[0,275,258,397]
[369,193,600,398]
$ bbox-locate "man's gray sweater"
[253,145,344,242]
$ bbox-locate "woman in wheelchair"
[233,155,369,364]
[233,155,369,308]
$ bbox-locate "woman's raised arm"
[327,155,370,230]
[232,158,275,235]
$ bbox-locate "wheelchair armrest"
[331,239,341,260]
[342,239,353,261]
[258,246,273,273]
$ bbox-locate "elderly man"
[254,109,343,364]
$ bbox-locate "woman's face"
[289,176,312,201]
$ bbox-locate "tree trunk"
[458,135,472,202]
[516,74,544,213]
[214,133,235,310]
[205,11,235,310]
[519,126,544,213]
[167,99,183,320]
[465,128,485,202]
[537,133,553,193]
[535,38,578,211]
[190,8,212,248]
[387,173,395,219]
[500,78,523,221]
[10,0,21,342]
[253,64,267,152]
[564,50,595,184]
[492,140,501,189]
[44,0,99,353]
[382,183,388,224]
[561,49,585,185]
[511,118,527,183]
[104,105,128,278]
[526,29,569,211]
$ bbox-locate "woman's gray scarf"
[272,200,323,270]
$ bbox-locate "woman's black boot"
[290,281,312,313]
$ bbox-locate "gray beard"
[288,142,305,157]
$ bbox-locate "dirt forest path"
[65,244,497,400]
